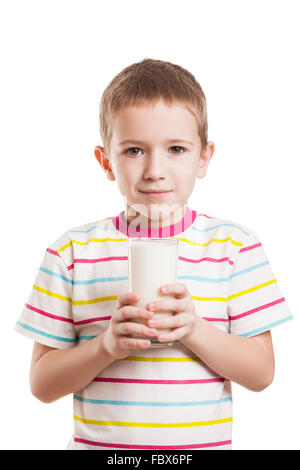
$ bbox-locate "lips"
[139,190,172,198]
[140,190,172,194]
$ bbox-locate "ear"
[94,145,116,181]
[197,141,215,179]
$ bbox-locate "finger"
[160,283,188,299]
[118,322,157,337]
[148,312,192,330]
[120,337,152,350]
[117,306,154,322]
[156,326,189,343]
[147,298,186,313]
[117,291,139,308]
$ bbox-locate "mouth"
[139,190,173,198]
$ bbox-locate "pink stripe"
[25,303,73,323]
[239,242,262,253]
[197,213,213,219]
[74,437,231,449]
[46,248,60,257]
[73,256,127,264]
[179,255,234,266]
[74,316,111,325]
[203,316,229,322]
[93,377,225,385]
[113,207,197,238]
[73,255,233,266]
[229,297,285,321]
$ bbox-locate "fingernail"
[148,302,156,310]
[162,286,168,293]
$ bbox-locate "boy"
[15,58,292,450]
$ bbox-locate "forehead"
[111,99,199,144]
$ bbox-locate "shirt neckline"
[112,206,197,238]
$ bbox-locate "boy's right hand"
[102,292,157,360]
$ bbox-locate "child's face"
[95,99,214,227]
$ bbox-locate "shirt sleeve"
[228,230,293,337]
[15,245,76,349]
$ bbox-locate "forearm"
[30,292,158,404]
[30,333,114,403]
[181,317,274,391]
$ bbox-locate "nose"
[143,150,166,181]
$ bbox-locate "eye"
[169,146,185,155]
[124,147,143,157]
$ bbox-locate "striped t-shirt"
[15,207,292,450]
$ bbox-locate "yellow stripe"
[57,241,72,252]
[57,238,128,253]
[228,279,277,301]
[33,285,116,304]
[57,236,242,253]
[122,356,200,362]
[192,279,277,303]
[33,285,72,302]
[73,415,232,428]
[192,295,227,302]
[34,279,276,306]
[72,295,118,305]
[172,236,242,247]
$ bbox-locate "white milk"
[128,238,179,347]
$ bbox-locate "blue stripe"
[178,275,229,283]
[192,224,250,236]
[16,321,75,343]
[178,261,270,283]
[41,261,268,286]
[229,261,269,279]
[73,276,127,285]
[69,225,97,233]
[65,223,248,235]
[68,225,118,233]
[239,315,293,337]
[73,395,232,407]
[40,266,73,284]
[39,267,127,285]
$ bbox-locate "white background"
[1,0,299,450]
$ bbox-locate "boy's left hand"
[146,283,196,343]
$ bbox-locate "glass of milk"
[128,238,179,348]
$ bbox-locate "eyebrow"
[118,139,194,146]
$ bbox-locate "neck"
[124,204,187,229]
[113,205,197,238]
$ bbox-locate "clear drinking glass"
[128,238,179,348]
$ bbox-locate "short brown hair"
[99,58,208,154]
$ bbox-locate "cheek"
[176,172,197,202]
[175,167,197,190]
[115,163,139,194]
